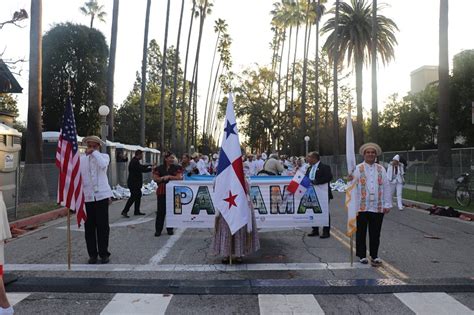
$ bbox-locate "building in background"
[410,65,439,94]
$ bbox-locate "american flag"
[56,98,86,227]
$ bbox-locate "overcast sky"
[2,0,474,128]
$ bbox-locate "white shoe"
[399,207,404,211]
[0,306,14,315]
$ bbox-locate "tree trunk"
[140,0,151,146]
[106,0,119,141]
[301,1,311,154]
[181,0,196,153]
[22,0,48,202]
[355,55,364,149]
[370,0,378,142]
[159,0,171,152]
[432,0,454,198]
[276,30,286,151]
[285,26,293,117]
[332,0,340,161]
[314,0,321,151]
[171,0,185,154]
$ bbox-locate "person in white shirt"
[255,154,265,174]
[349,142,392,267]
[386,154,405,210]
[80,136,113,264]
[245,154,258,176]
[0,191,13,315]
[192,153,210,175]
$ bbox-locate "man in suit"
[121,150,153,218]
[305,151,333,238]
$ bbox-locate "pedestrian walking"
[121,150,153,218]
[386,154,405,210]
[80,136,113,264]
[350,143,392,267]
[153,151,183,237]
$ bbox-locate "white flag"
[213,94,250,235]
[345,113,358,237]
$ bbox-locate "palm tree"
[300,0,312,154]
[332,0,340,160]
[140,0,152,146]
[370,0,377,141]
[106,0,119,141]
[321,0,398,149]
[79,0,106,28]
[22,0,48,202]
[159,0,171,152]
[171,0,186,154]
[181,0,197,152]
[432,0,452,198]
[313,0,326,151]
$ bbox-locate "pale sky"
[1,0,474,128]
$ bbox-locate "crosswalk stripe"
[394,292,474,315]
[6,293,30,306]
[100,293,173,315]
[258,294,325,315]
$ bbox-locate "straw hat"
[82,135,104,146]
[359,142,382,156]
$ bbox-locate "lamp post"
[98,105,110,153]
[304,135,310,156]
[190,145,195,155]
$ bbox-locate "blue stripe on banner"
[183,175,294,182]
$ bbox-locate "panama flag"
[214,93,250,235]
[345,113,358,237]
[287,169,311,198]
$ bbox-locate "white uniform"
[386,162,405,210]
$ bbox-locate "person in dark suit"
[305,151,333,238]
[121,150,152,217]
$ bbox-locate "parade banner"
[166,177,329,228]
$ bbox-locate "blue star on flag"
[224,120,237,139]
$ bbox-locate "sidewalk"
[404,183,432,193]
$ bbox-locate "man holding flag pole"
[212,93,259,264]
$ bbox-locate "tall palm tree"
[181,0,197,152]
[140,0,152,146]
[171,0,186,154]
[22,0,48,202]
[79,0,106,28]
[332,0,340,160]
[106,0,119,141]
[159,0,171,152]
[433,0,452,198]
[370,0,377,141]
[321,0,398,149]
[313,0,325,151]
[300,0,312,154]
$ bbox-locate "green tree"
[0,93,18,117]
[80,0,107,28]
[321,0,398,149]
[42,23,108,136]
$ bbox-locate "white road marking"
[100,293,172,315]
[5,262,368,272]
[56,216,155,231]
[149,228,186,265]
[6,293,30,306]
[394,292,474,315]
[259,294,325,315]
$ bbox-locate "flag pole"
[350,235,353,267]
[67,208,71,270]
[229,235,233,265]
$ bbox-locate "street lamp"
[190,145,195,154]
[304,135,310,156]
[98,105,110,153]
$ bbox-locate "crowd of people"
[77,135,405,268]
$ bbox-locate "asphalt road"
[4,192,474,314]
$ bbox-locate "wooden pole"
[229,235,233,265]
[350,235,354,267]
[67,209,71,270]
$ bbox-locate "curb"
[9,207,69,232]
[403,198,474,220]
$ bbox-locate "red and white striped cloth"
[56,98,86,227]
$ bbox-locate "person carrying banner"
[121,150,153,218]
[80,136,113,264]
[0,191,13,315]
[349,143,392,267]
[305,151,333,238]
[386,154,405,210]
[153,151,183,237]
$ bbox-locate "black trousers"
[85,198,110,259]
[356,211,384,259]
[156,195,173,235]
[122,187,142,214]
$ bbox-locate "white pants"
[390,183,403,209]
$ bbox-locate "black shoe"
[134,212,146,216]
[167,229,174,235]
[100,256,110,264]
[154,232,161,237]
[320,233,330,239]
[221,257,230,264]
[307,230,319,237]
[121,211,130,218]
[88,257,98,264]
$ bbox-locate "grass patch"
[12,202,61,221]
[403,188,474,213]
